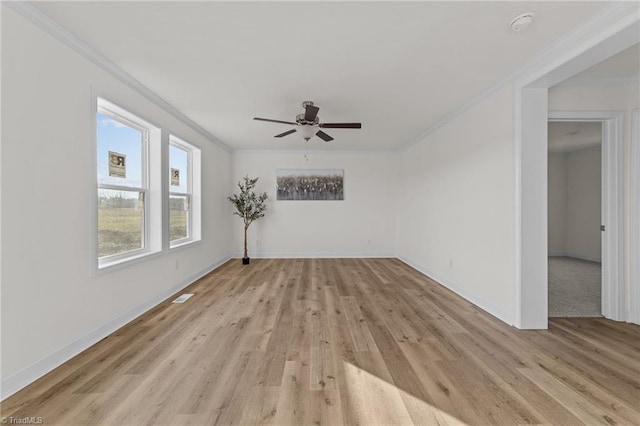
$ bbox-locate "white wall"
[549,85,632,111]
[231,152,397,258]
[1,8,232,397]
[548,149,602,261]
[567,148,602,260]
[397,84,517,325]
[548,154,568,254]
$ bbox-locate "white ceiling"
[548,122,602,153]
[32,1,612,151]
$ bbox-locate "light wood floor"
[2,258,639,425]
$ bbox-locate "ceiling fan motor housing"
[296,113,319,125]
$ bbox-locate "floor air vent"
[172,293,194,304]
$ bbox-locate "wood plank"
[2,258,639,425]
[518,367,632,425]
[341,296,378,352]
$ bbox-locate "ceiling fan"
[254,101,361,142]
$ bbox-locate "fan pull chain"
[304,140,310,162]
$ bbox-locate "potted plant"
[228,176,268,264]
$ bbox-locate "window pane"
[169,144,188,193]
[170,195,189,242]
[98,189,144,257]
[97,112,143,187]
[169,195,189,241]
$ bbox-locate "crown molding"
[3,0,231,153]
[4,0,637,155]
[401,1,639,152]
[232,149,398,156]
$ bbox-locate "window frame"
[169,135,200,249]
[96,98,161,270]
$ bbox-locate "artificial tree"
[228,176,268,264]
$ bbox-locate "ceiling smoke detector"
[510,12,535,32]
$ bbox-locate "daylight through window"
[97,99,160,268]
[169,136,200,247]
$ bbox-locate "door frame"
[631,108,640,324]
[548,111,624,320]
[514,13,638,329]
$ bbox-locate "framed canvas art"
[276,169,344,200]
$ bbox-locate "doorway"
[547,121,602,317]
[515,16,637,328]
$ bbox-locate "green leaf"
[228,175,269,227]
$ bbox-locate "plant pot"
[242,257,250,265]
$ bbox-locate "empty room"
[1,1,639,425]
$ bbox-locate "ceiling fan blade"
[315,130,334,142]
[274,129,297,138]
[304,105,320,122]
[254,117,297,125]
[319,122,362,129]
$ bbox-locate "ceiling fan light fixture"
[253,101,361,142]
[298,124,317,141]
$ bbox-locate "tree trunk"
[243,225,248,259]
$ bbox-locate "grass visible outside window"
[169,195,188,241]
[169,137,199,247]
[98,190,144,257]
[97,99,158,267]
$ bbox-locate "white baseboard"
[398,256,515,327]
[548,252,602,263]
[0,256,230,401]
[232,252,395,259]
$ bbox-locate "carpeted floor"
[548,256,602,317]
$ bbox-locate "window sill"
[169,238,201,251]
[97,249,162,274]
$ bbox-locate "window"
[97,99,161,268]
[169,135,201,247]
